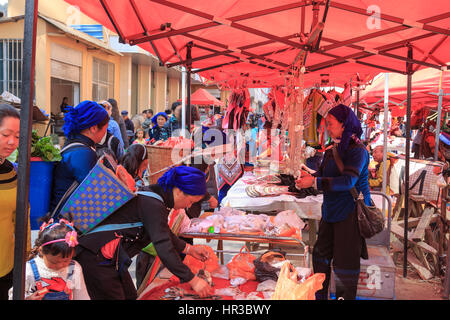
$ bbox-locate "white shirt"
[8,255,90,300]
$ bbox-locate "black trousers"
[0,271,13,300]
[75,248,137,300]
[312,209,368,300]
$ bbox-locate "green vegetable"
[31,130,62,162]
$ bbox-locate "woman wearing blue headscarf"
[50,100,109,213]
[148,112,169,144]
[74,166,213,300]
[295,104,370,300]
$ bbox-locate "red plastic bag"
[183,245,219,274]
[226,245,256,280]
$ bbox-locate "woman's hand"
[187,245,210,261]
[300,163,316,175]
[295,175,315,190]
[189,276,213,298]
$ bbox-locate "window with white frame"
[92,57,114,101]
[0,39,23,98]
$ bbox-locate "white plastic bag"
[215,287,242,297]
[256,279,277,292]
[187,218,214,233]
[230,277,247,287]
[239,214,268,232]
[273,210,305,230]
[211,264,229,280]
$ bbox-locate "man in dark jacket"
[141,109,153,136]
[122,110,135,145]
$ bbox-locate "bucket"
[29,159,54,230]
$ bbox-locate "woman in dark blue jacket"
[296,104,370,300]
[148,112,169,144]
[50,101,109,213]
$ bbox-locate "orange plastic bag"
[271,262,326,300]
[226,245,256,280]
[183,245,219,274]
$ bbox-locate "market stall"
[13,0,450,299]
[221,172,322,221]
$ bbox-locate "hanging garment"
[216,153,243,189]
[304,90,324,146]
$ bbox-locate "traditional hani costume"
[75,166,207,300]
[312,104,370,300]
[148,112,169,143]
[50,101,108,213]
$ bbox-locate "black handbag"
[332,145,385,238]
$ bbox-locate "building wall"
[154,71,167,113]
[46,28,121,108]
[8,0,100,26]
[0,18,121,112]
[5,0,217,120]
[119,55,132,114]
[137,64,151,114]
[168,77,180,109]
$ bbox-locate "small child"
[9,219,90,300]
[133,128,147,145]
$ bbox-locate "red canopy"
[65,0,450,88]
[177,88,224,106]
[359,68,450,116]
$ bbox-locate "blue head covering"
[151,112,168,126]
[440,132,450,146]
[327,104,362,155]
[158,166,206,196]
[63,100,108,138]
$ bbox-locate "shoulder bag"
[332,145,385,238]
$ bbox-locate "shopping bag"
[272,262,325,300]
[253,249,286,282]
[183,245,219,274]
[227,245,256,280]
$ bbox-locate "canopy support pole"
[181,66,186,137]
[186,41,193,134]
[382,73,389,216]
[434,89,444,160]
[404,45,413,278]
[356,88,360,119]
[13,0,38,300]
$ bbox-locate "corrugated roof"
[71,24,104,40]
[39,14,122,56]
